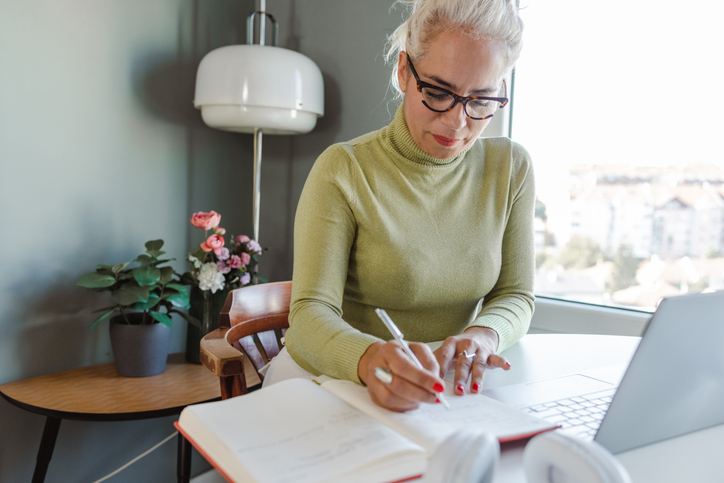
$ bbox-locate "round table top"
[0,353,221,421]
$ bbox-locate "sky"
[512,0,724,243]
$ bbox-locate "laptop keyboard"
[521,388,617,440]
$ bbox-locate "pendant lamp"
[193,1,324,243]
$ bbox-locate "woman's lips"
[432,134,460,147]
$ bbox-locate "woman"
[266,0,534,412]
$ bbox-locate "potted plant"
[76,240,193,377]
[181,210,264,363]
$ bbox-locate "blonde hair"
[385,0,524,98]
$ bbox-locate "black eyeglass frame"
[406,54,509,120]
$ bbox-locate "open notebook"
[176,378,557,483]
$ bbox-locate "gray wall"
[0,0,401,481]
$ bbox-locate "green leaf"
[166,290,190,309]
[165,283,187,292]
[145,239,164,252]
[159,266,174,285]
[132,266,161,287]
[146,249,166,258]
[89,308,116,329]
[153,258,174,266]
[92,305,117,313]
[135,254,154,266]
[256,274,269,284]
[111,286,149,305]
[127,285,150,299]
[149,310,173,327]
[170,309,201,329]
[132,292,161,311]
[112,262,130,274]
[77,272,116,288]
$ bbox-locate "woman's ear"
[397,51,408,94]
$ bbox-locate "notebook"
[176,377,558,483]
[481,290,724,454]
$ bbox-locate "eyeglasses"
[406,55,508,120]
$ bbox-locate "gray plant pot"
[109,315,171,377]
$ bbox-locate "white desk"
[489,334,724,483]
[193,334,724,483]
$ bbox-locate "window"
[512,1,724,311]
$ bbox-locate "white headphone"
[422,431,499,483]
[524,431,632,483]
[421,430,631,483]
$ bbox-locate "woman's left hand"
[433,327,510,396]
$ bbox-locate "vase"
[185,286,231,364]
[109,314,171,377]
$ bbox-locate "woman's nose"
[441,102,467,130]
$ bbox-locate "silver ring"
[374,367,393,384]
[457,350,476,360]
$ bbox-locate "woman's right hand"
[358,340,445,412]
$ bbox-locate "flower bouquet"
[181,210,264,363]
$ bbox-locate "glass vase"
[185,285,231,364]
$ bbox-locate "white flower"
[198,262,225,293]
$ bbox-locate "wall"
[0,0,410,481]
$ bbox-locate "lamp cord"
[90,431,178,483]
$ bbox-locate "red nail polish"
[433,383,444,393]
[435,398,441,404]
[472,383,480,392]
[505,362,511,368]
[457,384,465,394]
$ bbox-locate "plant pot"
[109,314,171,377]
[185,286,231,364]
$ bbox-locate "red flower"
[190,211,221,230]
[200,234,224,253]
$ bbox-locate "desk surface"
[0,353,221,420]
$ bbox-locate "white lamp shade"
[194,45,324,135]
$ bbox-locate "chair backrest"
[213,281,291,397]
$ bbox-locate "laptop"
[480,290,724,454]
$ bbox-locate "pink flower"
[240,272,251,286]
[229,255,242,269]
[241,252,251,266]
[217,247,230,261]
[236,235,250,244]
[190,211,221,230]
[216,261,231,274]
[200,234,224,253]
[214,226,226,235]
[247,240,262,255]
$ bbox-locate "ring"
[457,350,476,360]
[374,367,393,384]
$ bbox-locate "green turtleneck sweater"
[285,106,535,384]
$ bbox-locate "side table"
[0,353,221,483]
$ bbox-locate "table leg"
[32,416,61,483]
[177,431,192,483]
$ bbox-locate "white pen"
[375,308,451,410]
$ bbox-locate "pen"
[375,308,451,410]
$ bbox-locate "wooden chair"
[200,281,291,399]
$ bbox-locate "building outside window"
[512,1,724,311]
